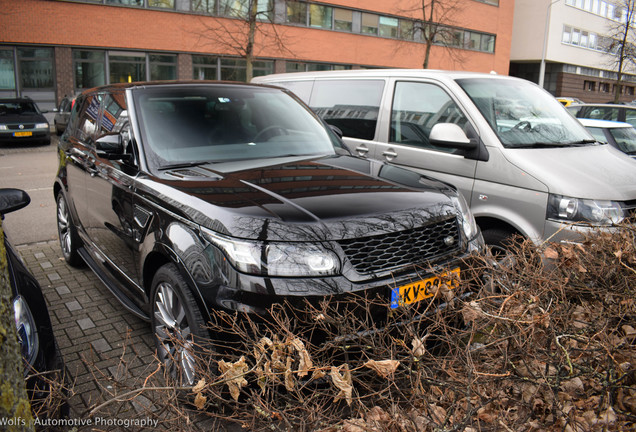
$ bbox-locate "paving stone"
[77,317,95,330]
[56,285,71,295]
[91,338,112,353]
[65,300,82,312]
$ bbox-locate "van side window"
[390,81,468,153]
[309,80,385,140]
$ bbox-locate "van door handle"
[355,144,369,157]
[382,149,398,161]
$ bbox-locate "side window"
[308,79,385,140]
[390,81,468,153]
[270,80,314,103]
[72,93,100,146]
[95,91,136,165]
[588,107,619,121]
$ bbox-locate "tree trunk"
[0,220,34,431]
[245,0,258,82]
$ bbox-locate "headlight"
[202,227,340,277]
[547,194,624,226]
[35,123,49,129]
[0,125,7,130]
[13,295,39,367]
[453,194,480,241]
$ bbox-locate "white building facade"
[510,0,636,103]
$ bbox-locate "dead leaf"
[290,337,313,377]
[364,359,399,378]
[192,378,206,394]
[218,356,249,401]
[430,404,447,423]
[411,336,428,357]
[193,392,206,410]
[330,364,353,406]
[560,377,584,395]
[544,247,559,260]
[461,301,484,323]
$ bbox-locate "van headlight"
[13,295,39,367]
[547,194,625,226]
[202,227,340,277]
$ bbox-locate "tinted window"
[72,93,100,145]
[390,81,468,153]
[134,85,336,168]
[308,80,384,140]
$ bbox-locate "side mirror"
[96,134,126,160]
[328,124,343,139]
[429,123,477,150]
[0,189,30,216]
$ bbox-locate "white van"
[253,70,636,249]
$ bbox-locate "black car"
[53,96,73,136]
[1,188,67,415]
[54,81,484,384]
[0,98,51,146]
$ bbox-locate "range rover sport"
[54,81,484,383]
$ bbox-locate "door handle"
[382,149,398,161]
[355,145,369,157]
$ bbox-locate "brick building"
[0,0,511,117]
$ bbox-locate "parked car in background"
[1,188,68,416]
[253,70,636,251]
[54,81,484,384]
[567,103,636,127]
[0,98,51,146]
[556,97,583,107]
[53,96,73,136]
[578,118,636,158]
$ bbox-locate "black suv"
[0,98,51,146]
[54,82,483,383]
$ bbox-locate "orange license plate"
[13,131,32,137]
[390,268,460,309]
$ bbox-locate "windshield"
[456,78,594,148]
[134,85,337,169]
[0,101,40,116]
[608,126,636,154]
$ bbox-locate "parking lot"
[1,138,220,428]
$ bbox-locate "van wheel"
[56,193,83,267]
[151,263,207,386]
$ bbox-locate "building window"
[0,49,16,91]
[218,0,272,19]
[18,47,54,89]
[600,82,610,92]
[105,0,143,5]
[627,86,634,96]
[193,55,218,80]
[219,58,273,81]
[286,62,351,72]
[148,0,174,8]
[465,31,481,50]
[399,19,415,40]
[361,13,379,35]
[286,1,307,25]
[584,80,596,91]
[334,8,353,31]
[379,16,399,38]
[150,54,177,80]
[475,0,498,5]
[192,0,215,14]
[109,52,145,84]
[74,50,106,90]
[481,34,495,52]
[309,4,333,29]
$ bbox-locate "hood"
[503,144,636,200]
[0,112,46,125]
[141,155,461,242]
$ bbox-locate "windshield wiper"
[512,140,597,149]
[158,161,214,171]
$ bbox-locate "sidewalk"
[16,240,160,422]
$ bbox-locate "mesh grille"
[338,218,460,274]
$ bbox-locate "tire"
[481,228,518,258]
[151,263,208,386]
[56,193,83,267]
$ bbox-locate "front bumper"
[0,130,50,144]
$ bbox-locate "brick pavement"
[16,240,233,430]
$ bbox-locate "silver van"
[253,70,636,249]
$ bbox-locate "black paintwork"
[54,81,483,326]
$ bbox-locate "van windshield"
[456,78,595,148]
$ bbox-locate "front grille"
[338,217,461,275]
[8,124,35,130]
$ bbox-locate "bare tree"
[193,0,294,82]
[605,0,636,103]
[399,0,466,69]
[0,221,33,431]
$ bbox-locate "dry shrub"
[88,226,636,431]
